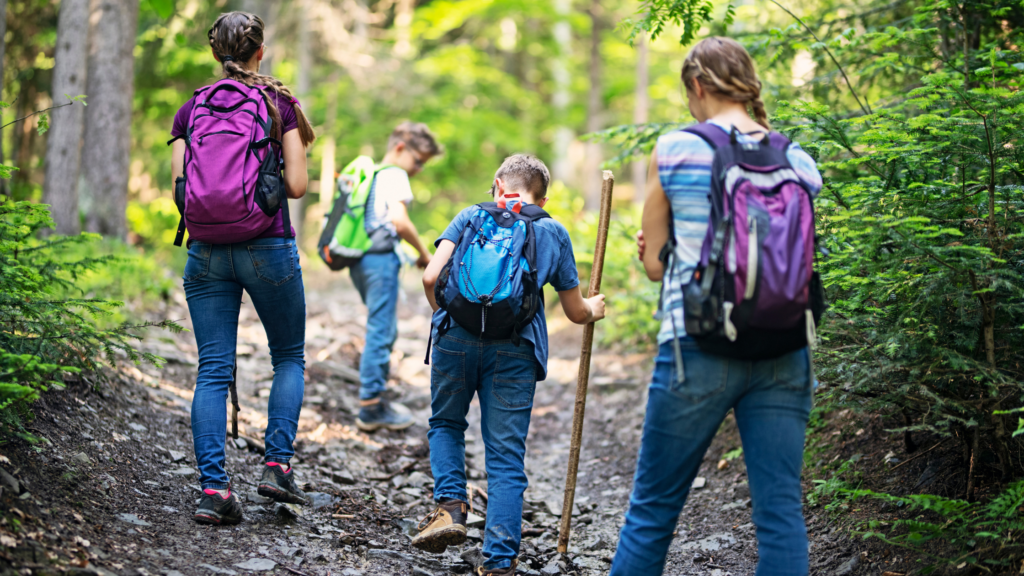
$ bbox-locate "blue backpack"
[430,197,550,356]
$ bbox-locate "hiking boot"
[476,560,517,575]
[411,499,469,553]
[257,462,308,505]
[194,486,243,526]
[356,398,414,432]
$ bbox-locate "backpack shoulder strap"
[767,131,792,152]
[519,204,551,221]
[683,123,732,150]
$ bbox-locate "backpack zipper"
[197,130,244,146]
[745,215,758,300]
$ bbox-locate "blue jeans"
[349,252,401,400]
[183,238,306,490]
[610,339,812,576]
[428,325,538,571]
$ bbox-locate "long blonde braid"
[207,12,317,147]
[681,37,771,130]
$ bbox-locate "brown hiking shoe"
[476,560,517,575]
[411,499,468,553]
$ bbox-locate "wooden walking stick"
[557,170,614,553]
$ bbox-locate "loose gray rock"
[164,571,186,576]
[72,452,92,465]
[275,502,302,519]
[168,450,187,463]
[0,467,19,494]
[329,469,356,485]
[691,477,707,489]
[233,558,276,572]
[117,513,152,527]
[540,561,561,575]
[460,547,485,569]
[166,467,196,477]
[128,423,148,432]
[466,512,486,528]
[247,491,273,504]
[232,438,248,450]
[405,471,433,488]
[197,564,237,576]
[366,549,444,571]
[306,492,338,510]
[835,555,860,576]
[340,570,363,576]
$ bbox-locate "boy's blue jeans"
[183,238,306,490]
[349,252,401,400]
[428,325,538,571]
[610,338,812,576]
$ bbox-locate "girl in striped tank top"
[611,37,822,576]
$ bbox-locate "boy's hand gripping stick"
[557,171,614,553]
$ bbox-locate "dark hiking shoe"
[257,463,308,505]
[476,560,517,575]
[411,499,469,553]
[194,487,243,526]
[356,398,414,432]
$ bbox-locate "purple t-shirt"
[172,87,301,239]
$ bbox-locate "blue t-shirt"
[432,205,581,381]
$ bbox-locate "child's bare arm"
[641,148,672,281]
[391,201,432,268]
[558,289,606,325]
[422,240,455,312]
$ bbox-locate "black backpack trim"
[425,202,550,364]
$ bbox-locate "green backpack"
[317,156,396,270]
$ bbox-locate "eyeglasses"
[412,154,428,169]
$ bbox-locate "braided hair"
[681,37,771,130]
[207,12,316,147]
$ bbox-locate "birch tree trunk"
[632,35,648,205]
[551,0,573,184]
[0,0,7,196]
[43,0,90,234]
[81,0,139,239]
[583,0,603,211]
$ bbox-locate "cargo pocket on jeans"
[183,242,212,281]
[248,243,296,286]
[431,345,466,396]
[493,350,537,409]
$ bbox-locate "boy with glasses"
[353,122,442,431]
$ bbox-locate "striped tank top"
[655,120,823,344]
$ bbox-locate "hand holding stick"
[557,171,614,553]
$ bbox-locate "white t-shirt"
[370,167,414,228]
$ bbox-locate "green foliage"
[807,458,861,511]
[848,481,1024,571]
[0,199,181,437]
[544,188,660,349]
[627,0,732,46]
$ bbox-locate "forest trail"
[0,267,859,576]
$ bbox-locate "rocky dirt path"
[0,268,861,576]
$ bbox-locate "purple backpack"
[676,123,826,360]
[172,79,290,246]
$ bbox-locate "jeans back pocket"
[183,241,212,281]
[493,350,537,409]
[248,243,296,286]
[431,345,466,396]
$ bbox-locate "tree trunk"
[81,0,139,239]
[550,0,573,184]
[289,5,311,246]
[393,0,414,57]
[632,35,648,205]
[0,0,7,196]
[582,0,603,211]
[43,0,90,234]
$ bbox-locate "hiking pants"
[184,237,306,490]
[428,325,538,571]
[349,251,401,400]
[610,338,812,576]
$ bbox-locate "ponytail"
[208,12,317,148]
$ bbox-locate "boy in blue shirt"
[417,155,607,575]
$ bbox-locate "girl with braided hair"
[169,11,315,525]
[611,37,823,575]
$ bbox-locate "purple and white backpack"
[675,123,826,360]
[172,78,290,246]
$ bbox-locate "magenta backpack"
[172,79,290,246]
[674,123,826,360]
